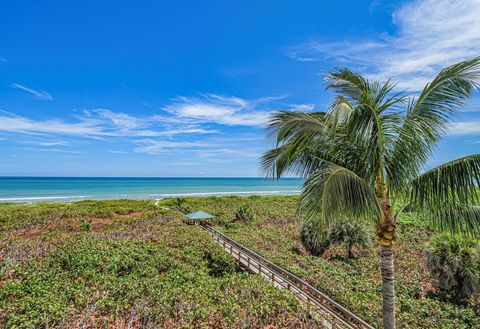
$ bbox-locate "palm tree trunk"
[380,244,396,329]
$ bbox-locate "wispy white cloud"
[448,121,480,135]
[22,140,69,147]
[0,111,218,156]
[0,93,307,159]
[153,128,219,136]
[94,109,144,131]
[160,94,305,127]
[161,95,271,126]
[289,103,315,112]
[133,139,206,155]
[10,83,54,101]
[157,94,312,127]
[21,147,83,154]
[83,108,218,137]
[0,114,109,136]
[0,109,218,139]
[288,0,480,90]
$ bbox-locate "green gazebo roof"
[186,210,215,220]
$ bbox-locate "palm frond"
[260,134,369,179]
[260,142,324,179]
[411,154,480,208]
[420,204,480,237]
[261,109,373,180]
[299,163,381,228]
[325,68,408,189]
[266,111,326,144]
[325,96,353,136]
[410,154,480,236]
[262,111,332,179]
[387,57,480,192]
[412,57,480,126]
[324,68,369,105]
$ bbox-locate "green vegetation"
[176,195,480,328]
[79,218,92,231]
[235,204,255,222]
[327,220,371,258]
[261,57,480,328]
[1,196,479,328]
[300,219,371,258]
[426,234,480,302]
[0,199,317,328]
[300,218,330,256]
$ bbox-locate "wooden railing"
[202,223,374,329]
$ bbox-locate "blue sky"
[0,0,479,177]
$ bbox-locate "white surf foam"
[0,195,92,201]
[150,190,301,198]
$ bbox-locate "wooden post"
[247,257,250,269]
[271,272,275,283]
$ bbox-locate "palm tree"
[261,57,480,329]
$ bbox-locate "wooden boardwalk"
[202,224,374,329]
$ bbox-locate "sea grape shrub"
[235,204,254,222]
[300,219,330,256]
[328,220,371,258]
[426,234,480,302]
[204,247,239,277]
[172,198,191,213]
[214,214,234,228]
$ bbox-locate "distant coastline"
[0,177,302,203]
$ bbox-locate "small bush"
[300,219,330,256]
[79,219,92,231]
[235,204,254,222]
[301,219,370,258]
[204,248,239,277]
[328,220,371,258]
[426,234,480,302]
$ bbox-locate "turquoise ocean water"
[0,177,302,203]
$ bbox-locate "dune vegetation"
[1,196,478,328]
[168,195,480,328]
[0,199,317,328]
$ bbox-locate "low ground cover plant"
[189,195,480,328]
[1,196,479,328]
[0,199,317,328]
